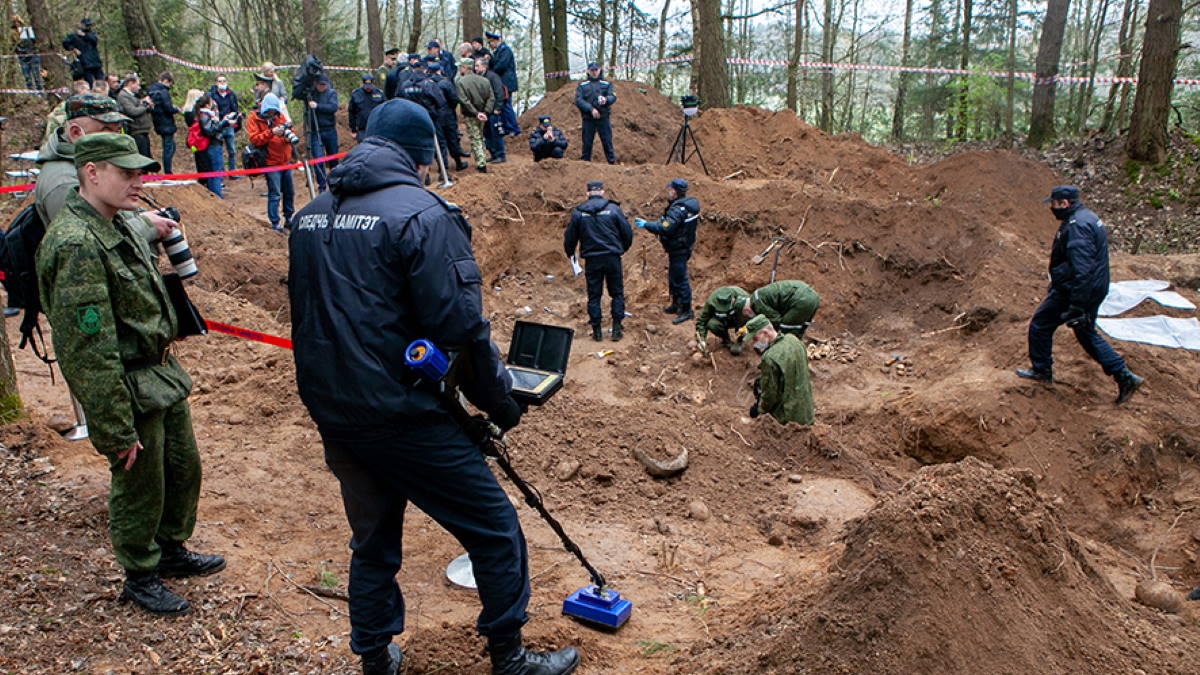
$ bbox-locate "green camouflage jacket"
[759,334,814,425]
[36,190,192,455]
[695,285,750,340]
[751,280,820,334]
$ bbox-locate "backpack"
[0,205,54,365]
[187,121,209,152]
[400,76,442,113]
[242,144,266,170]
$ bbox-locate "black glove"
[489,395,523,432]
[752,376,762,399]
[1061,306,1089,328]
[749,403,760,419]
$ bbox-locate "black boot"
[488,635,580,675]
[361,643,403,675]
[455,159,469,171]
[1014,367,1053,383]
[157,543,226,578]
[120,570,190,616]
[1114,368,1144,404]
[591,325,603,341]
[672,307,694,325]
[661,303,678,314]
[612,321,623,342]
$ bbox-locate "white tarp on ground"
[1098,280,1197,316]
[1097,316,1200,351]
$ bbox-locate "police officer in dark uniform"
[564,180,633,342]
[528,115,568,161]
[637,178,701,324]
[288,99,580,675]
[428,60,469,170]
[400,59,452,174]
[385,53,422,100]
[348,73,385,142]
[574,62,617,164]
[1016,185,1144,404]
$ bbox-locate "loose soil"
[2,80,1199,674]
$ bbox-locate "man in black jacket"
[528,116,568,161]
[637,178,701,323]
[63,18,102,85]
[207,74,240,175]
[565,180,634,341]
[486,31,520,136]
[1016,185,1144,403]
[288,99,580,675]
[428,61,468,170]
[574,62,617,164]
[348,73,385,142]
[147,72,180,174]
[475,57,507,163]
[305,75,340,191]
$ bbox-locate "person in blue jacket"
[304,75,340,191]
[528,115,567,161]
[1016,185,1144,403]
[486,31,520,136]
[348,73,385,142]
[565,180,633,341]
[637,178,701,324]
[207,74,240,175]
[288,99,580,675]
[574,62,616,164]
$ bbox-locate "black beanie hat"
[365,99,436,165]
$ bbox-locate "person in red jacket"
[246,93,295,230]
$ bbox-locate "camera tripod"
[665,115,708,175]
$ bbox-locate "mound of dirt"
[693,457,1199,674]
[515,80,682,164]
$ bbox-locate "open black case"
[505,321,573,406]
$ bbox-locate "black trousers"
[585,254,625,327]
[131,133,152,160]
[667,249,692,308]
[580,116,614,163]
[1027,288,1126,375]
[322,419,531,655]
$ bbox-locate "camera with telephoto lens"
[156,207,198,279]
[279,121,300,145]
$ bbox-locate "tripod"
[665,115,709,175]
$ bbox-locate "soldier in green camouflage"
[36,133,224,616]
[696,280,820,356]
[695,285,750,355]
[742,314,814,426]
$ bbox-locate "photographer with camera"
[246,94,297,231]
[195,95,239,197]
[207,75,240,177]
[528,115,567,162]
[305,75,340,191]
[62,18,102,86]
[117,73,155,160]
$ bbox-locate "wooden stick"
[300,584,350,602]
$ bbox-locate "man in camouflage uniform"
[743,314,814,426]
[36,133,225,616]
[454,57,494,173]
[696,280,820,356]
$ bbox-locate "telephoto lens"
[162,227,198,279]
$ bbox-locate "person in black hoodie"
[637,178,701,323]
[62,18,102,85]
[288,99,580,675]
[564,180,633,341]
[304,75,340,191]
[147,72,180,174]
[1016,185,1144,403]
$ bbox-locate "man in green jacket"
[454,57,495,172]
[695,285,750,355]
[37,133,224,617]
[696,280,820,355]
[743,314,814,426]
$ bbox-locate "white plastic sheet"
[1098,280,1196,316]
[1097,316,1200,351]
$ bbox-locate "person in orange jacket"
[246,93,296,230]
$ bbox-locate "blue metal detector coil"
[562,585,632,629]
[404,339,450,381]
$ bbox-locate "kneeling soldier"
[743,314,814,426]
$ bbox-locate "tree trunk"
[1004,0,1017,139]
[689,0,701,94]
[0,307,21,425]
[954,0,972,140]
[695,0,729,108]
[609,0,620,73]
[655,0,672,90]
[819,0,835,131]
[407,0,423,54]
[1127,0,1182,163]
[553,0,569,89]
[1026,0,1070,148]
[24,0,69,87]
[1101,0,1135,132]
[302,0,323,57]
[462,0,482,42]
[365,0,384,66]
[120,0,166,78]
[597,0,607,65]
[891,0,913,139]
[786,0,804,112]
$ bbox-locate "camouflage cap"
[738,314,771,342]
[457,57,476,68]
[74,132,160,172]
[710,286,748,316]
[66,94,130,123]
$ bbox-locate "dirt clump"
[693,458,1200,674]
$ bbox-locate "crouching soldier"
[36,133,224,616]
[743,314,814,426]
[750,280,820,338]
[695,285,750,355]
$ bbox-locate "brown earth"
[2,79,1200,673]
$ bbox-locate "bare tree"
[23,0,69,87]
[654,0,672,90]
[302,0,324,57]
[891,0,913,139]
[365,0,384,66]
[786,0,805,112]
[462,0,482,42]
[121,0,167,78]
[1027,0,1070,148]
[695,0,729,107]
[1127,0,1182,163]
[538,0,569,91]
[1004,0,1017,139]
[818,0,836,131]
[954,0,973,140]
[1101,0,1138,132]
[407,0,423,53]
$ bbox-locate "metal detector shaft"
[438,392,606,589]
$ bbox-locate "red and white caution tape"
[204,319,293,350]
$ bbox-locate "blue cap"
[408,53,421,61]
[538,115,551,124]
[587,181,604,191]
[485,31,501,39]
[427,61,441,71]
[668,178,688,194]
[1043,185,1080,203]
[361,73,374,82]
[365,99,436,166]
[587,62,601,70]
[260,93,284,114]
[426,40,440,49]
